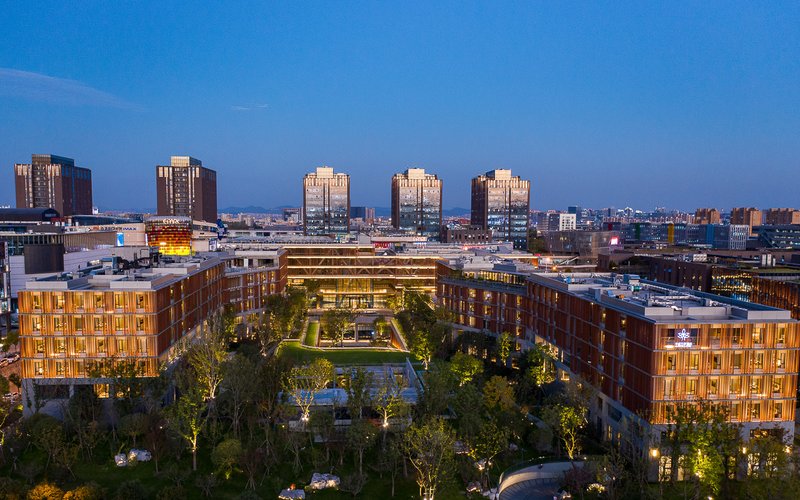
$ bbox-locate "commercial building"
[470,169,530,249]
[545,213,577,232]
[222,249,288,328]
[435,264,800,479]
[765,208,800,226]
[350,206,375,222]
[730,208,763,236]
[391,168,443,239]
[156,156,218,223]
[757,225,800,249]
[693,208,721,225]
[303,167,350,236]
[0,242,10,334]
[14,155,93,216]
[751,277,800,321]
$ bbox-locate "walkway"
[498,461,583,500]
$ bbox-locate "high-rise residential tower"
[156,156,217,223]
[391,168,443,239]
[693,207,721,224]
[303,166,350,235]
[470,169,530,249]
[14,155,93,216]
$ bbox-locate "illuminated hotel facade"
[470,169,530,249]
[391,168,443,239]
[436,264,800,478]
[303,167,350,236]
[17,250,289,416]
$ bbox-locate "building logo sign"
[675,328,693,348]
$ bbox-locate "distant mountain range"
[219,205,471,216]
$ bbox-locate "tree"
[542,403,587,460]
[118,413,148,447]
[187,314,229,404]
[347,419,377,475]
[321,308,354,347]
[30,415,65,471]
[63,482,104,500]
[343,366,373,420]
[113,480,147,500]
[374,373,409,432]
[372,317,390,346]
[471,420,510,490]
[282,358,334,422]
[525,343,556,388]
[166,385,207,471]
[451,384,483,440]
[449,352,483,386]
[144,413,169,473]
[403,417,456,500]
[339,473,368,498]
[220,353,257,438]
[212,438,243,479]
[495,332,512,367]
[416,362,455,419]
[482,376,516,416]
[304,280,321,308]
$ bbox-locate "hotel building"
[14,155,93,216]
[391,168,443,239]
[156,156,218,223]
[436,263,800,478]
[303,167,350,236]
[470,169,530,249]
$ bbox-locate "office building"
[470,169,530,249]
[391,168,443,239]
[303,166,350,235]
[730,207,763,236]
[693,208,721,225]
[156,156,218,223]
[14,155,93,216]
[350,206,375,222]
[765,208,800,226]
[546,213,577,232]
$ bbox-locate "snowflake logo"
[677,329,691,341]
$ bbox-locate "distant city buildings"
[303,166,350,236]
[693,207,721,224]
[730,207,763,235]
[765,208,800,225]
[14,155,93,216]
[391,168,442,239]
[156,156,218,223]
[470,169,530,249]
[350,206,375,222]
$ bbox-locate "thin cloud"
[0,68,139,109]
[230,103,269,111]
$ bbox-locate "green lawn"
[278,341,414,365]
[304,321,320,347]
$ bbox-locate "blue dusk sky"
[1,2,799,212]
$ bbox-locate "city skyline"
[1,3,800,211]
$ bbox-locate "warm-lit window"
[730,376,741,395]
[777,327,786,345]
[114,293,124,309]
[664,378,675,397]
[75,361,85,377]
[96,338,106,354]
[75,338,86,354]
[732,328,742,345]
[53,316,65,332]
[73,317,84,332]
[730,402,741,420]
[666,354,676,371]
[752,352,765,370]
[116,338,126,355]
[749,378,763,394]
[74,293,84,310]
[686,378,697,395]
[54,294,65,310]
[55,338,66,354]
[710,327,722,344]
[712,353,722,370]
[136,294,145,309]
[95,384,109,398]
[94,293,104,309]
[55,361,65,377]
[689,353,699,371]
[114,317,125,332]
[750,403,761,420]
[93,317,104,332]
[34,361,44,376]
[709,378,719,395]
[32,293,42,309]
[136,316,145,332]
[32,316,42,332]
[733,352,743,370]
[137,338,148,354]
[774,403,783,420]
[776,351,786,369]
[752,328,763,345]
[35,339,44,354]
[772,377,783,394]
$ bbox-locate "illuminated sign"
[675,328,693,348]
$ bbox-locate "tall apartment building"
[14,155,93,216]
[303,167,350,235]
[765,208,800,225]
[470,169,530,249]
[391,168,443,239]
[546,212,577,232]
[156,156,218,223]
[693,207,721,224]
[436,264,800,480]
[730,207,763,236]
